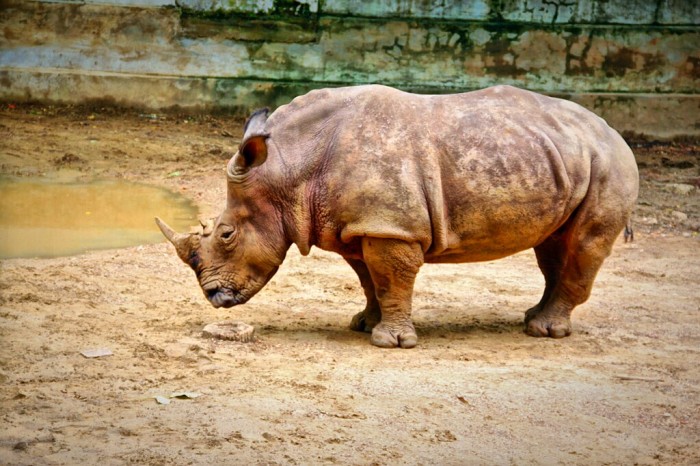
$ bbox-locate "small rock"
[202,321,255,342]
[35,433,55,444]
[80,348,113,358]
[666,183,695,196]
[671,211,688,222]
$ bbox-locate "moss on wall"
[1,0,698,139]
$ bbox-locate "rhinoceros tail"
[623,223,634,243]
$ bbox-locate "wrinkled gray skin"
[157,84,639,349]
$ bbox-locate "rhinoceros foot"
[370,322,418,349]
[524,305,572,339]
[349,306,381,333]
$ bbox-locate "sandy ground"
[0,105,699,465]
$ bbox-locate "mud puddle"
[0,178,197,258]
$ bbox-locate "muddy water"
[0,178,198,258]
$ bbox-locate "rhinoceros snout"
[206,288,244,308]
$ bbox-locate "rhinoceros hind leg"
[525,234,570,337]
[345,258,382,333]
[525,205,627,338]
[361,238,424,349]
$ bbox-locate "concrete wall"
[1,0,698,140]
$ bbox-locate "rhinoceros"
[156,84,638,348]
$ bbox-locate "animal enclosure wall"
[1,0,698,140]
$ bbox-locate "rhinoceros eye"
[219,226,236,243]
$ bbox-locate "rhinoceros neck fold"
[264,149,319,257]
[255,94,353,256]
[283,189,314,256]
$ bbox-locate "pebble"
[671,211,688,222]
[665,183,695,196]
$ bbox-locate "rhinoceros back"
[261,85,637,262]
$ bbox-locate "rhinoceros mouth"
[204,267,279,309]
[206,288,247,308]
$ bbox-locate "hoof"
[370,322,417,349]
[524,310,572,338]
[349,308,380,333]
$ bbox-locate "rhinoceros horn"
[155,217,196,262]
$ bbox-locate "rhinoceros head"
[155,213,282,308]
[155,108,286,308]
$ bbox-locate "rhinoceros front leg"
[361,237,424,348]
[345,258,381,333]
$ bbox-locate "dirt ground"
[0,104,698,465]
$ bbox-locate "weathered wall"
[1,0,698,139]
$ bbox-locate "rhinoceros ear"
[229,108,270,178]
[242,107,269,135]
